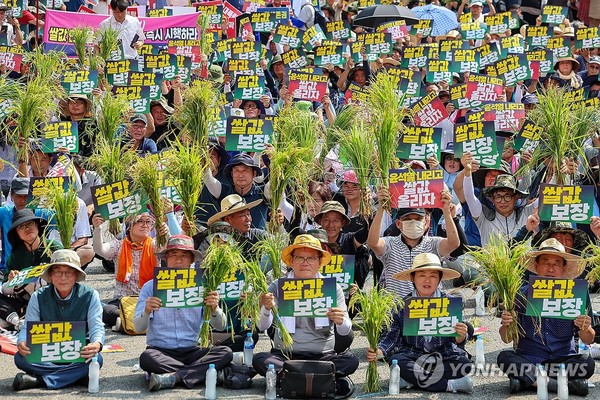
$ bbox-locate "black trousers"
[497,350,595,387]
[0,293,27,322]
[140,345,233,388]
[390,352,472,392]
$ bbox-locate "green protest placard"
[27,176,71,208]
[500,35,525,58]
[575,27,600,49]
[144,54,178,81]
[564,87,588,104]
[41,121,78,154]
[547,36,571,58]
[346,82,369,103]
[233,75,266,100]
[400,46,430,69]
[314,43,345,66]
[6,264,48,288]
[208,107,227,137]
[112,86,152,113]
[460,22,487,40]
[61,70,98,95]
[225,116,274,151]
[153,267,205,308]
[409,19,432,37]
[106,59,139,86]
[91,180,148,220]
[212,38,242,63]
[281,47,310,69]
[326,20,351,40]
[357,32,393,57]
[526,277,587,320]
[539,184,594,223]
[272,23,303,48]
[5,0,25,17]
[157,159,182,204]
[350,41,378,63]
[216,267,245,301]
[277,277,337,317]
[26,321,86,363]
[320,255,355,297]
[487,54,531,87]
[403,297,462,337]
[395,76,422,98]
[251,7,289,32]
[526,49,553,74]
[302,24,327,52]
[541,5,568,25]
[196,1,223,27]
[485,12,509,35]
[449,49,480,73]
[438,39,469,60]
[454,121,500,168]
[0,98,11,120]
[175,55,194,84]
[425,59,452,83]
[228,59,258,76]
[509,10,520,29]
[396,126,442,161]
[525,25,551,48]
[513,119,542,153]
[476,42,501,67]
[147,8,173,17]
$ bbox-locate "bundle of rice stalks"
[24,48,66,84]
[9,78,61,165]
[69,26,93,68]
[349,287,401,392]
[366,72,409,210]
[30,181,79,248]
[469,234,529,345]
[518,85,600,185]
[269,103,320,232]
[94,92,130,142]
[198,241,245,347]
[338,122,376,218]
[173,80,219,145]
[163,140,210,236]
[196,13,212,61]
[584,243,600,284]
[130,155,167,247]
[96,25,120,63]
[318,104,358,163]
[251,233,289,279]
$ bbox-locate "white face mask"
[401,219,425,239]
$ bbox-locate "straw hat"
[281,234,332,267]
[41,249,86,282]
[531,223,590,255]
[207,194,262,226]
[393,253,461,281]
[156,234,203,262]
[526,238,585,280]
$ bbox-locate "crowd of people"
[1,0,600,397]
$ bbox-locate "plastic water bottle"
[536,364,548,400]
[557,363,568,400]
[205,363,217,400]
[266,363,277,400]
[88,355,100,393]
[475,286,486,316]
[389,359,400,395]
[579,341,590,356]
[475,336,485,372]
[244,332,254,367]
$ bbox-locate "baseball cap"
[130,114,147,125]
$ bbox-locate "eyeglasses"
[135,219,153,226]
[492,194,515,203]
[292,255,320,264]
[589,65,600,70]
[52,270,76,278]
[130,124,146,130]
[17,221,37,231]
[242,103,258,110]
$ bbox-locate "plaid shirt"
[378,292,469,361]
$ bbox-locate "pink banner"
[43,10,201,55]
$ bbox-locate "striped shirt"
[377,236,443,298]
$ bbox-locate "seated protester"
[13,250,104,391]
[92,212,166,328]
[497,239,595,396]
[367,253,473,394]
[544,56,583,90]
[367,187,460,298]
[134,235,233,391]
[253,235,359,398]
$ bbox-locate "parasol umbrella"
[411,4,460,37]
[353,4,420,29]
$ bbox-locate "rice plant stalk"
[198,242,245,347]
[349,287,401,392]
[173,80,219,146]
[196,13,212,61]
[338,122,375,218]
[131,155,167,247]
[319,104,358,163]
[30,181,79,248]
[366,72,409,210]
[251,233,289,280]
[468,234,529,345]
[584,243,600,284]
[96,25,120,63]
[25,47,67,84]
[69,26,93,67]
[164,140,210,236]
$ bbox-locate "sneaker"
[509,377,523,394]
[13,373,44,391]
[335,376,355,399]
[449,376,473,394]
[590,343,600,359]
[148,372,177,391]
[568,379,589,396]
[399,376,410,389]
[112,317,122,332]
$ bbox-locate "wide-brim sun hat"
[482,173,528,198]
[314,201,351,225]
[393,252,461,281]
[526,238,585,280]
[472,160,512,189]
[156,234,203,262]
[281,234,332,267]
[207,194,262,226]
[554,56,580,72]
[41,249,86,282]
[223,153,263,178]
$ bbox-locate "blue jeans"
[14,353,103,389]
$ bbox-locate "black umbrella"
[353,5,420,29]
